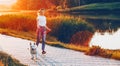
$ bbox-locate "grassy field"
[71,2,120,10]
[58,2,120,16]
[0,13,120,60]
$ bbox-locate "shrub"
[47,16,95,43]
[86,46,101,55]
[86,46,113,58]
[70,31,93,46]
[111,51,120,60]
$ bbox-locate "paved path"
[0,34,120,66]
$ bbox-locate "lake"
[90,29,120,49]
[83,15,120,49]
[68,12,120,49]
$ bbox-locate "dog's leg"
[31,54,34,60]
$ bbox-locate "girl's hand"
[47,28,51,32]
[37,25,40,29]
[47,28,51,33]
[46,27,51,34]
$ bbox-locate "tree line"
[12,0,120,10]
[12,0,54,10]
[60,0,120,8]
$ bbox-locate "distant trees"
[48,0,62,6]
[48,0,120,8]
[12,0,54,10]
[80,0,120,5]
[12,0,120,10]
[46,0,80,9]
[12,0,28,10]
[63,0,120,8]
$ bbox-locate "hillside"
[71,2,120,10]
[58,2,120,13]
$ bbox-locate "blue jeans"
[36,26,46,51]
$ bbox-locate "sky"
[0,0,16,6]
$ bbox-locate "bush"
[86,46,112,58]
[70,31,93,46]
[47,16,95,43]
[86,46,101,55]
[111,51,120,60]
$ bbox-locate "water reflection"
[86,19,120,33]
[84,17,120,49]
[90,29,120,49]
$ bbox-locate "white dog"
[29,42,38,60]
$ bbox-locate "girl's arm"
[36,18,39,28]
[45,26,51,32]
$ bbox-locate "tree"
[12,0,28,10]
[12,0,55,10]
[12,0,120,10]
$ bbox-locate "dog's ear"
[30,42,32,45]
[34,43,36,45]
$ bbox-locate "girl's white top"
[37,15,46,26]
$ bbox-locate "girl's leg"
[36,49,39,59]
[42,33,46,51]
[42,27,46,51]
[31,54,34,60]
[36,28,41,46]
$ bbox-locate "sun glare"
[0,0,16,6]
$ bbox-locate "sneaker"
[31,57,34,60]
[42,51,46,54]
[36,58,40,60]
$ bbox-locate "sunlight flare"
[0,0,16,6]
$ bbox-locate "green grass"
[62,2,120,12]
[57,2,120,21]
[78,14,120,20]
[0,51,26,66]
[71,2,120,10]
[58,2,120,16]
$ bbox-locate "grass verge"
[71,2,120,10]
[58,2,120,12]
[0,51,26,66]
